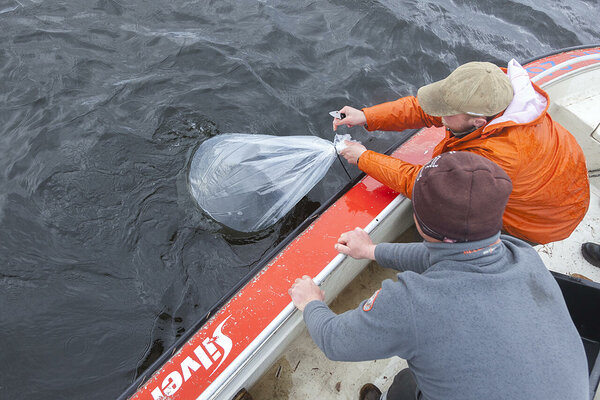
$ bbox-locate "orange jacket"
[359,83,589,244]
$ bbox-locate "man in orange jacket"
[334,60,589,244]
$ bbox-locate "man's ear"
[472,117,487,128]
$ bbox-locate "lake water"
[1,0,599,398]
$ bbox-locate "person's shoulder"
[360,277,417,317]
[382,271,437,295]
[500,235,550,271]
[500,234,539,254]
[500,233,531,245]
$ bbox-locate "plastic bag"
[189,133,350,232]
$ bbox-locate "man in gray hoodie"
[289,152,589,400]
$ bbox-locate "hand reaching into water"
[332,106,367,131]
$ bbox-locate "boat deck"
[537,184,600,283]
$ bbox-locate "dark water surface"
[1,0,599,398]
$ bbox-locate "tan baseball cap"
[417,62,513,117]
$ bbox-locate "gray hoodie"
[303,233,589,400]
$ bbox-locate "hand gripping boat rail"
[198,195,407,400]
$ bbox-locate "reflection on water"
[0,0,598,398]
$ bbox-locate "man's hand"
[289,275,325,311]
[335,228,376,260]
[332,106,367,131]
[339,141,367,165]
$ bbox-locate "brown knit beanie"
[412,152,513,242]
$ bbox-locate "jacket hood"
[481,59,548,137]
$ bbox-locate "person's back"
[386,235,589,399]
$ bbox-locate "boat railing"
[531,53,600,83]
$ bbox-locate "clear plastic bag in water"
[189,133,345,232]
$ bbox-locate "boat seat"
[551,271,600,399]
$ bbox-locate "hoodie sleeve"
[375,242,430,273]
[303,278,418,362]
[362,96,443,132]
